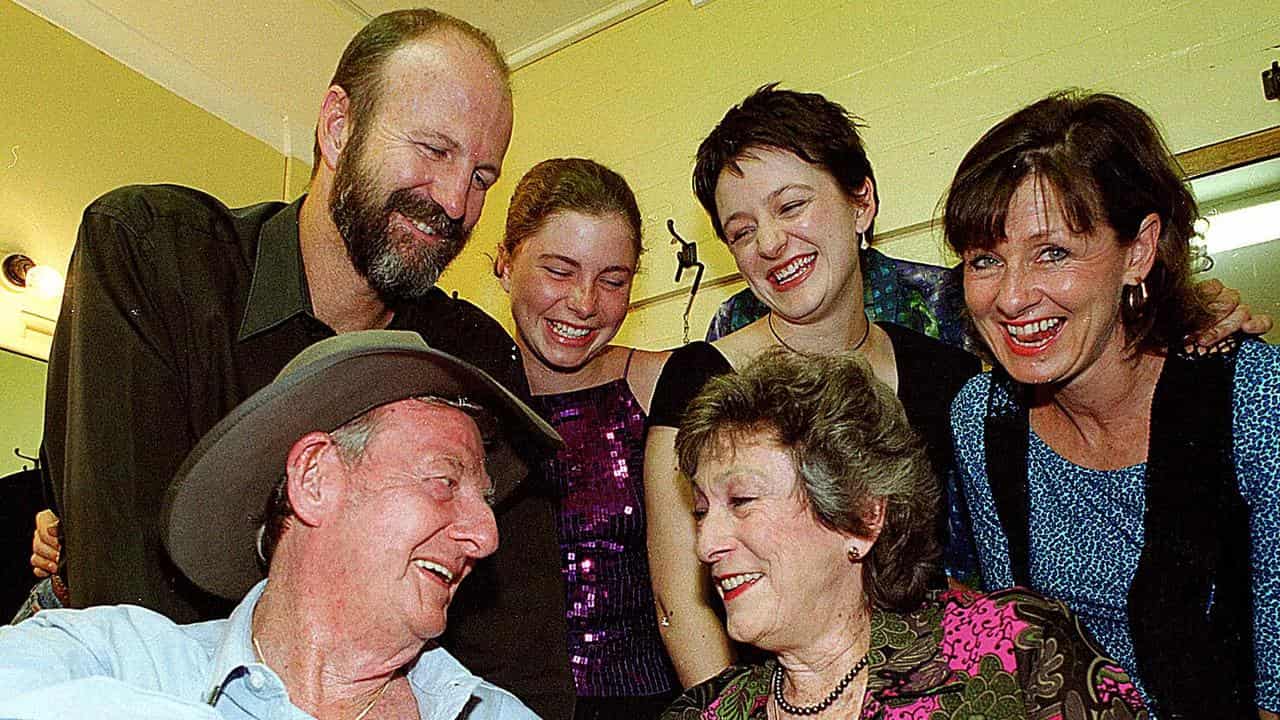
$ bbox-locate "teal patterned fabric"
[704,249,970,351]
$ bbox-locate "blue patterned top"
[950,340,1280,714]
[704,248,971,350]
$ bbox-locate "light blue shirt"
[0,580,538,720]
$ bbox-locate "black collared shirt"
[43,186,574,718]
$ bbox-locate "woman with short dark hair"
[645,85,984,687]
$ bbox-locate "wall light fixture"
[2,253,65,300]
[1200,199,1280,255]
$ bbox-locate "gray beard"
[362,217,467,301]
[329,146,469,303]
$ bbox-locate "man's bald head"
[311,8,509,172]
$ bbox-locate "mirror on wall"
[1187,134,1280,344]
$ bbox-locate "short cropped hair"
[495,158,642,275]
[675,350,940,612]
[311,8,509,171]
[693,84,879,245]
[943,90,1210,353]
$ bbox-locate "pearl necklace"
[771,651,870,716]
[252,636,394,720]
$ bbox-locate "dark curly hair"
[692,84,878,246]
[674,349,940,612]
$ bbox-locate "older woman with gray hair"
[661,349,1146,720]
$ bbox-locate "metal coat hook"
[668,219,704,344]
[14,447,38,470]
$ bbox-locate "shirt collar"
[205,579,269,704]
[409,638,483,696]
[204,579,486,717]
[238,196,314,341]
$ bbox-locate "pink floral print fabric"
[662,587,1147,720]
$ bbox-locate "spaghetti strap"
[622,347,638,384]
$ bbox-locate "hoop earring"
[255,525,268,565]
[1123,280,1149,315]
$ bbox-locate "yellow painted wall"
[0,349,46,476]
[0,0,310,358]
[444,0,1279,350]
[0,0,310,465]
[3,0,1275,432]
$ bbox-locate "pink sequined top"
[534,379,678,699]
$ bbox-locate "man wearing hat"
[0,330,557,719]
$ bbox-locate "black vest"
[983,345,1254,719]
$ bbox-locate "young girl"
[494,158,678,719]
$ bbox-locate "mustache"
[385,189,465,242]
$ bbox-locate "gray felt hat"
[162,329,560,600]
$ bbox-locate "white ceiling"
[14,0,665,163]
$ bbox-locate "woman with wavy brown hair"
[945,91,1280,719]
[494,158,680,718]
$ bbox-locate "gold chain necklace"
[767,312,870,355]
[252,635,395,720]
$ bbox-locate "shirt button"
[247,670,266,691]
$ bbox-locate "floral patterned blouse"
[660,587,1147,720]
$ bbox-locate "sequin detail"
[534,380,678,698]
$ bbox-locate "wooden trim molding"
[507,0,665,70]
[1176,125,1280,180]
[629,271,740,312]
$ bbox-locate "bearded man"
[33,9,578,717]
